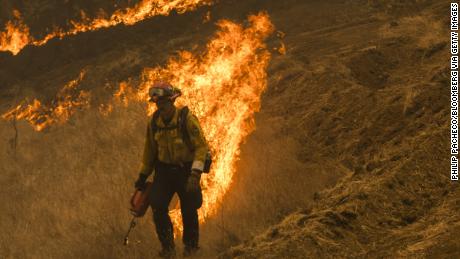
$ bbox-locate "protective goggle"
[148,87,172,102]
[149,87,171,98]
[149,85,182,102]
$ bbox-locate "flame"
[278,42,286,55]
[0,11,30,55]
[95,12,274,229]
[1,71,90,131]
[2,12,274,231]
[0,0,213,55]
[138,11,274,227]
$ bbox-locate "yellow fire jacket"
[139,106,209,176]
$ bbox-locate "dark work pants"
[149,162,203,250]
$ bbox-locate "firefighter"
[134,81,209,258]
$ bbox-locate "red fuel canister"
[130,181,153,217]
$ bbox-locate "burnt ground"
[0,0,457,258]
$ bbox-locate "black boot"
[158,247,176,258]
[183,245,199,257]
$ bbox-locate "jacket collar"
[157,106,179,127]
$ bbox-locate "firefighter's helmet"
[148,81,181,102]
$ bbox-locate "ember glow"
[1,71,90,131]
[0,0,213,55]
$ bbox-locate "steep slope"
[0,1,346,258]
[224,1,457,258]
[0,0,455,258]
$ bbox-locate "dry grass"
[0,82,340,259]
[0,0,457,258]
[222,1,457,258]
[0,104,157,258]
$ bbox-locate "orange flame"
[95,12,274,229]
[1,70,90,131]
[134,12,274,227]
[278,42,286,55]
[2,11,274,231]
[0,10,30,55]
[0,0,213,55]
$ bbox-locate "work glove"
[134,173,148,190]
[186,170,201,193]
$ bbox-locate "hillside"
[0,0,456,258]
[223,0,458,258]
